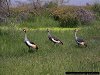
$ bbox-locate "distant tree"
[0,0,11,22]
[0,0,11,16]
[28,0,42,9]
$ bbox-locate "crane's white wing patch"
[26,41,33,46]
[77,41,85,45]
[32,44,36,48]
[51,38,60,43]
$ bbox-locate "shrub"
[59,12,79,27]
[92,3,100,14]
[76,8,95,24]
[50,7,65,20]
[16,12,34,22]
[91,2,100,20]
[50,6,95,27]
[44,1,58,8]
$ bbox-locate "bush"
[44,1,58,8]
[92,3,100,14]
[59,12,79,27]
[76,8,95,24]
[50,6,95,27]
[91,2,100,20]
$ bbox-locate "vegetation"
[50,6,95,27]
[0,22,100,75]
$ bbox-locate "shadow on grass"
[74,45,88,49]
[92,36,100,40]
[28,49,38,53]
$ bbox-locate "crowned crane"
[23,29,38,52]
[47,29,63,45]
[74,29,87,47]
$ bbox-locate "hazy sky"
[67,0,93,6]
[11,0,94,6]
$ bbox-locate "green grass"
[18,16,60,28]
[0,23,100,75]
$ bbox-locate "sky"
[66,0,93,6]
[11,0,94,6]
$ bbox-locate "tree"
[0,0,11,17]
[28,0,42,9]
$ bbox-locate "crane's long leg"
[84,43,87,47]
[28,47,31,52]
[36,49,38,52]
[29,47,30,50]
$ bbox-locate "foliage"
[92,2,100,13]
[92,2,100,19]
[19,16,59,28]
[59,13,79,27]
[1,4,96,27]
[76,8,95,24]
[44,1,58,8]
[50,6,95,27]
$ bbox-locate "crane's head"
[23,29,26,33]
[47,29,50,33]
[74,29,78,32]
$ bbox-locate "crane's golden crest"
[23,28,29,32]
[23,29,26,32]
[47,29,50,32]
[23,29,26,31]
[74,29,78,32]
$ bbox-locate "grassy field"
[0,20,100,75]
